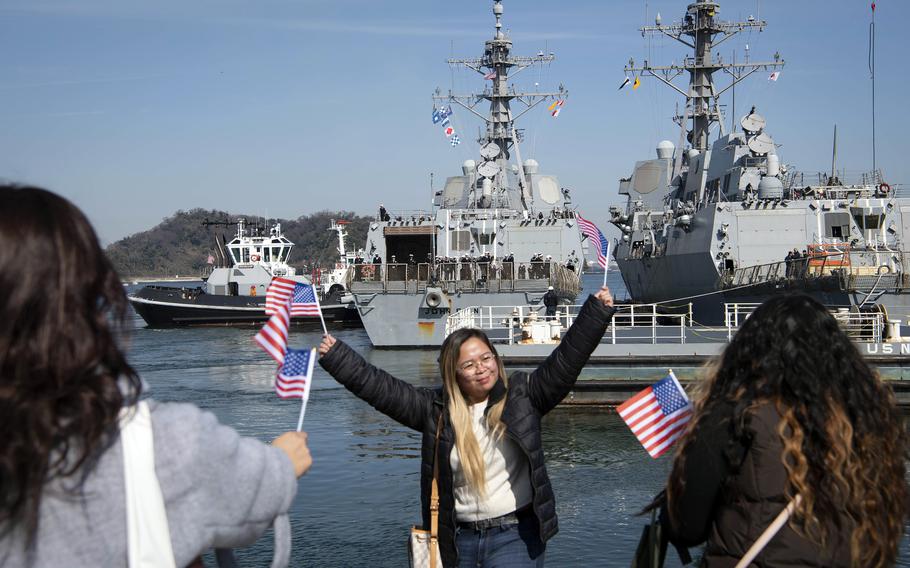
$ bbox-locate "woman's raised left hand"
[594,286,614,307]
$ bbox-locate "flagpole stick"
[295,349,316,432]
[313,285,329,335]
[296,397,308,432]
[602,242,610,288]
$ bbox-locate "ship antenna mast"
[433,0,566,212]
[625,1,784,170]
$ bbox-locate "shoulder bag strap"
[429,412,443,568]
[120,401,177,568]
[733,495,801,568]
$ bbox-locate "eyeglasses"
[458,352,496,373]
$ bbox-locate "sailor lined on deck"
[317,287,616,568]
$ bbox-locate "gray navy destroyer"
[609,0,908,329]
[346,0,586,347]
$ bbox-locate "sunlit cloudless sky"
[1,0,907,245]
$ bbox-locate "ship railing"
[723,251,906,291]
[446,302,692,346]
[725,302,884,342]
[348,261,575,294]
[721,253,851,289]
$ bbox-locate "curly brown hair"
[668,293,909,567]
[0,185,141,544]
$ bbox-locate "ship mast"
[433,0,566,211]
[626,1,784,159]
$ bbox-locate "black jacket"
[319,295,615,567]
[663,403,852,567]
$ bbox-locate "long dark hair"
[0,185,141,543]
[668,293,908,566]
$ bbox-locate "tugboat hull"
[129,285,360,328]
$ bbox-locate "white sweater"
[449,402,532,521]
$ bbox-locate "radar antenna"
[433,0,566,211]
[625,0,785,162]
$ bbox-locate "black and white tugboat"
[128,218,361,327]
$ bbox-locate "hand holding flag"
[617,371,692,458]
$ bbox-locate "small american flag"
[276,348,315,399]
[265,278,321,317]
[617,371,692,458]
[576,214,610,269]
[255,299,291,364]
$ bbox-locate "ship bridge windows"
[850,209,885,231]
[824,212,851,239]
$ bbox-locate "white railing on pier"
[446,303,693,345]
[724,303,884,342]
[446,301,886,346]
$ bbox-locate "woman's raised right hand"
[318,334,337,357]
[272,431,312,478]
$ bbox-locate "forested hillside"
[106,208,372,278]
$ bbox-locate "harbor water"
[127,272,910,566]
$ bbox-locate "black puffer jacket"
[664,403,852,567]
[319,295,615,567]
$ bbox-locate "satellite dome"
[462,160,476,174]
[656,140,674,159]
[523,159,539,175]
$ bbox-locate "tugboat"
[129,218,361,327]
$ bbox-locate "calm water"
[126,273,910,566]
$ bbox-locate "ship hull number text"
[864,343,910,355]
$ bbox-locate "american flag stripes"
[265,278,321,316]
[255,300,291,364]
[617,371,693,458]
[276,348,315,400]
[576,214,610,269]
[255,294,318,430]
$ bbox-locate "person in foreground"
[659,294,909,567]
[319,286,615,567]
[0,185,312,567]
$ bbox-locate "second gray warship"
[346,0,588,347]
[609,0,908,329]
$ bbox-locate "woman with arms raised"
[661,294,909,567]
[0,185,312,567]
[319,286,615,567]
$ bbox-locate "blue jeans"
[455,514,546,567]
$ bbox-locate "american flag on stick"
[617,371,692,458]
[265,278,322,316]
[278,348,316,430]
[576,214,610,269]
[276,348,315,399]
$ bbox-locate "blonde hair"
[439,329,508,497]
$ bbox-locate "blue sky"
[1,0,907,245]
